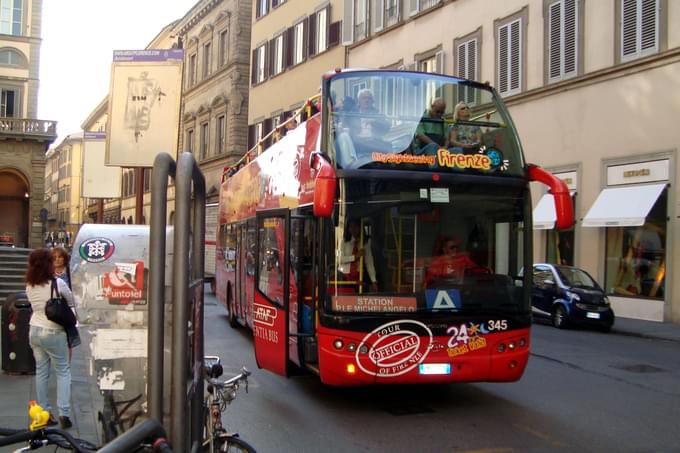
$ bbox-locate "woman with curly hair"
[25,248,74,429]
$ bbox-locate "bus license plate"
[419,363,451,375]
[586,312,600,319]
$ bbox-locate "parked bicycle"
[0,416,172,452]
[202,356,256,453]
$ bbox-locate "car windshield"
[555,266,600,290]
[325,71,525,176]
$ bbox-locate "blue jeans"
[29,326,71,417]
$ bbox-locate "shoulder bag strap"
[51,277,61,298]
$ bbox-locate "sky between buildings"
[38,0,199,147]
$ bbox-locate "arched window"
[0,48,24,66]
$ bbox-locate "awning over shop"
[532,194,556,230]
[532,192,576,230]
[582,183,666,227]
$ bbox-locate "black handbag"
[45,278,77,328]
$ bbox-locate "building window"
[455,30,481,105]
[385,0,400,27]
[144,168,151,192]
[316,8,328,54]
[203,42,211,79]
[293,21,305,65]
[253,44,267,83]
[0,0,22,36]
[420,0,441,11]
[186,129,194,153]
[547,0,579,82]
[188,53,197,86]
[496,12,525,97]
[272,34,284,75]
[0,49,22,66]
[217,115,226,155]
[256,0,268,18]
[354,0,367,41]
[200,122,209,159]
[255,122,264,150]
[219,29,228,67]
[605,191,666,300]
[619,0,660,62]
[1,88,16,117]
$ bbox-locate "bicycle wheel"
[219,434,256,453]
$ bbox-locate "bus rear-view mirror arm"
[528,164,574,230]
[310,151,337,217]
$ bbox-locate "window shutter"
[563,0,577,76]
[621,0,638,58]
[302,17,309,61]
[548,2,561,80]
[457,42,466,78]
[498,24,508,93]
[509,19,521,92]
[409,0,419,16]
[263,118,273,148]
[308,13,317,56]
[268,39,276,76]
[640,0,658,53]
[373,0,385,32]
[251,49,257,84]
[435,50,444,73]
[342,0,354,45]
[468,39,477,80]
[248,125,255,150]
[329,21,341,48]
[285,27,294,68]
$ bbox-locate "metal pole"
[171,152,192,451]
[190,156,206,450]
[148,153,175,423]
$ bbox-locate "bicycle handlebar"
[0,427,95,452]
[212,367,251,388]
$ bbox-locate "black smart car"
[531,263,615,332]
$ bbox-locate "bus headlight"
[333,339,344,350]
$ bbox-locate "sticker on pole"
[79,238,115,263]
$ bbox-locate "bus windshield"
[325,70,525,176]
[327,177,528,315]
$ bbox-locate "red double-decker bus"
[216,69,572,385]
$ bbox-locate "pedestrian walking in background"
[25,248,74,429]
[51,247,71,289]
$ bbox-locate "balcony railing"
[0,118,57,139]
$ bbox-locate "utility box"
[1,292,35,374]
[71,224,174,442]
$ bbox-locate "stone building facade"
[0,0,56,249]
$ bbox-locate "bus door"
[290,214,317,367]
[234,222,247,322]
[254,210,290,376]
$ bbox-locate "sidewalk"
[1,315,679,450]
[0,326,101,451]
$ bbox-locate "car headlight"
[603,296,610,305]
[565,291,580,301]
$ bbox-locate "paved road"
[203,295,680,453]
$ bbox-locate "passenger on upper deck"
[335,89,391,168]
[413,98,447,156]
[447,101,482,153]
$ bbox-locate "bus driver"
[423,236,476,287]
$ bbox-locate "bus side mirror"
[310,151,337,217]
[528,164,574,230]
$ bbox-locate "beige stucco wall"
[248,0,345,123]
[345,0,680,322]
